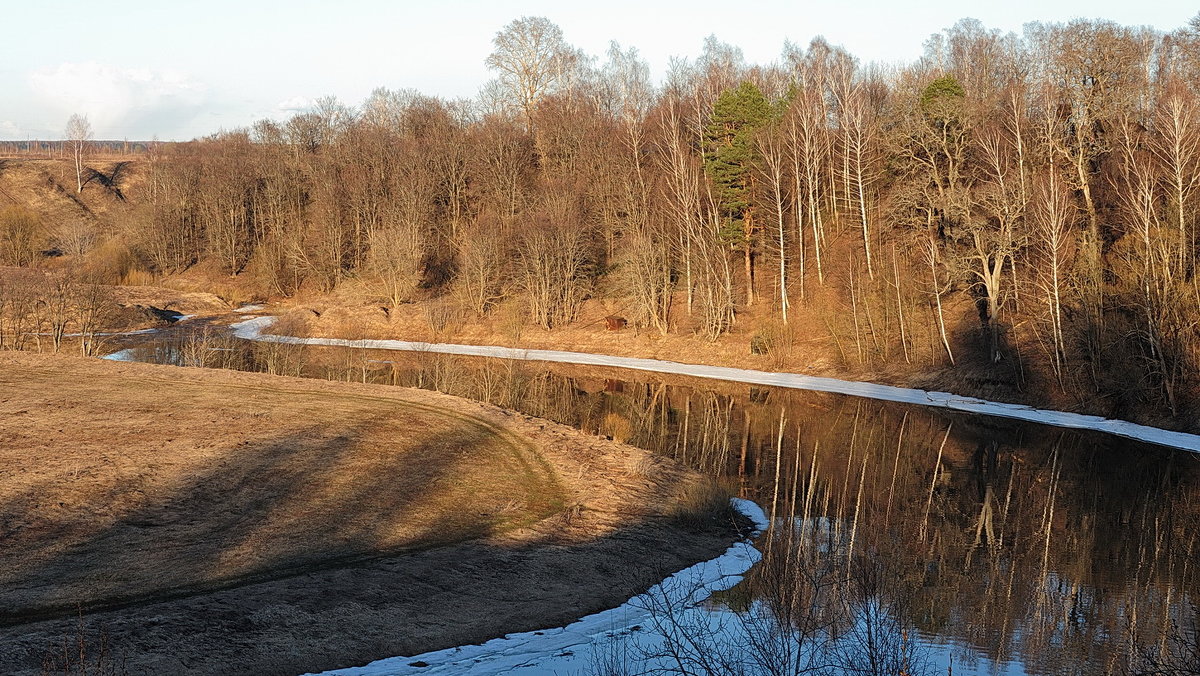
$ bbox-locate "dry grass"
[0,352,565,623]
[156,266,264,307]
[106,282,229,317]
[0,159,139,250]
[667,477,740,533]
[0,352,739,675]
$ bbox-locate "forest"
[5,15,1200,422]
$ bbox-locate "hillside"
[0,155,143,258]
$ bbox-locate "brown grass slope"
[0,353,737,674]
[0,158,140,245]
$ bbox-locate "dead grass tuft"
[39,615,127,676]
[631,454,659,480]
[117,268,155,287]
[667,477,738,533]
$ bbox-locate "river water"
[105,320,1200,675]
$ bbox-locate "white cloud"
[28,62,207,138]
[276,96,314,115]
[0,121,21,140]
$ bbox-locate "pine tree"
[703,81,772,304]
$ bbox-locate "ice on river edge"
[232,315,1200,455]
[304,498,769,676]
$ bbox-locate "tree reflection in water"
[119,336,1200,674]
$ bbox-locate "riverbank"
[251,295,1195,435]
[233,316,1200,454]
[4,266,1193,432]
[314,498,769,676]
[0,352,740,675]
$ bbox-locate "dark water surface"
[108,323,1200,675]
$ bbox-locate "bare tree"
[757,118,791,322]
[1029,163,1075,386]
[485,16,584,131]
[783,46,835,290]
[970,122,1025,363]
[65,114,92,193]
[516,220,590,329]
[657,94,735,339]
[833,66,883,279]
[454,216,511,317]
[1150,83,1200,275]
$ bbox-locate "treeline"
[110,15,1200,415]
[0,268,118,356]
[0,139,152,156]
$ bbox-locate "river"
[103,315,1200,675]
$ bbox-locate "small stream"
[104,317,1200,675]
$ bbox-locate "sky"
[0,0,1194,141]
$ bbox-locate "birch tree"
[65,114,92,193]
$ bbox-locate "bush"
[0,206,46,266]
[82,239,140,284]
[750,332,772,355]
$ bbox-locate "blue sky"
[0,0,1193,141]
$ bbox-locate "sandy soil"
[0,352,737,675]
[108,284,231,317]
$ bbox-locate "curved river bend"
[104,316,1200,676]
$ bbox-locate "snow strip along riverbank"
[306,498,769,676]
[232,316,1200,455]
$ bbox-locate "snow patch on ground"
[234,304,266,313]
[232,316,1200,454]
[306,499,768,676]
[101,348,138,362]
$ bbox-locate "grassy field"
[0,352,734,674]
[0,351,567,624]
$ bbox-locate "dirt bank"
[0,352,738,675]
[263,296,1196,433]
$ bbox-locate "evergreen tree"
[703,81,772,304]
[703,81,772,242]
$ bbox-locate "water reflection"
[111,329,1200,675]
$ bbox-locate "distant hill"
[0,156,143,258]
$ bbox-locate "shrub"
[0,206,45,266]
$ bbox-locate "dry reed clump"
[117,268,155,287]
[560,502,586,526]
[602,411,634,444]
[631,453,660,480]
[277,314,314,343]
[207,283,256,308]
[39,617,127,676]
[0,206,47,267]
[667,477,739,533]
[748,318,800,371]
[496,298,526,344]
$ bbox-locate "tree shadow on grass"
[0,407,728,675]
